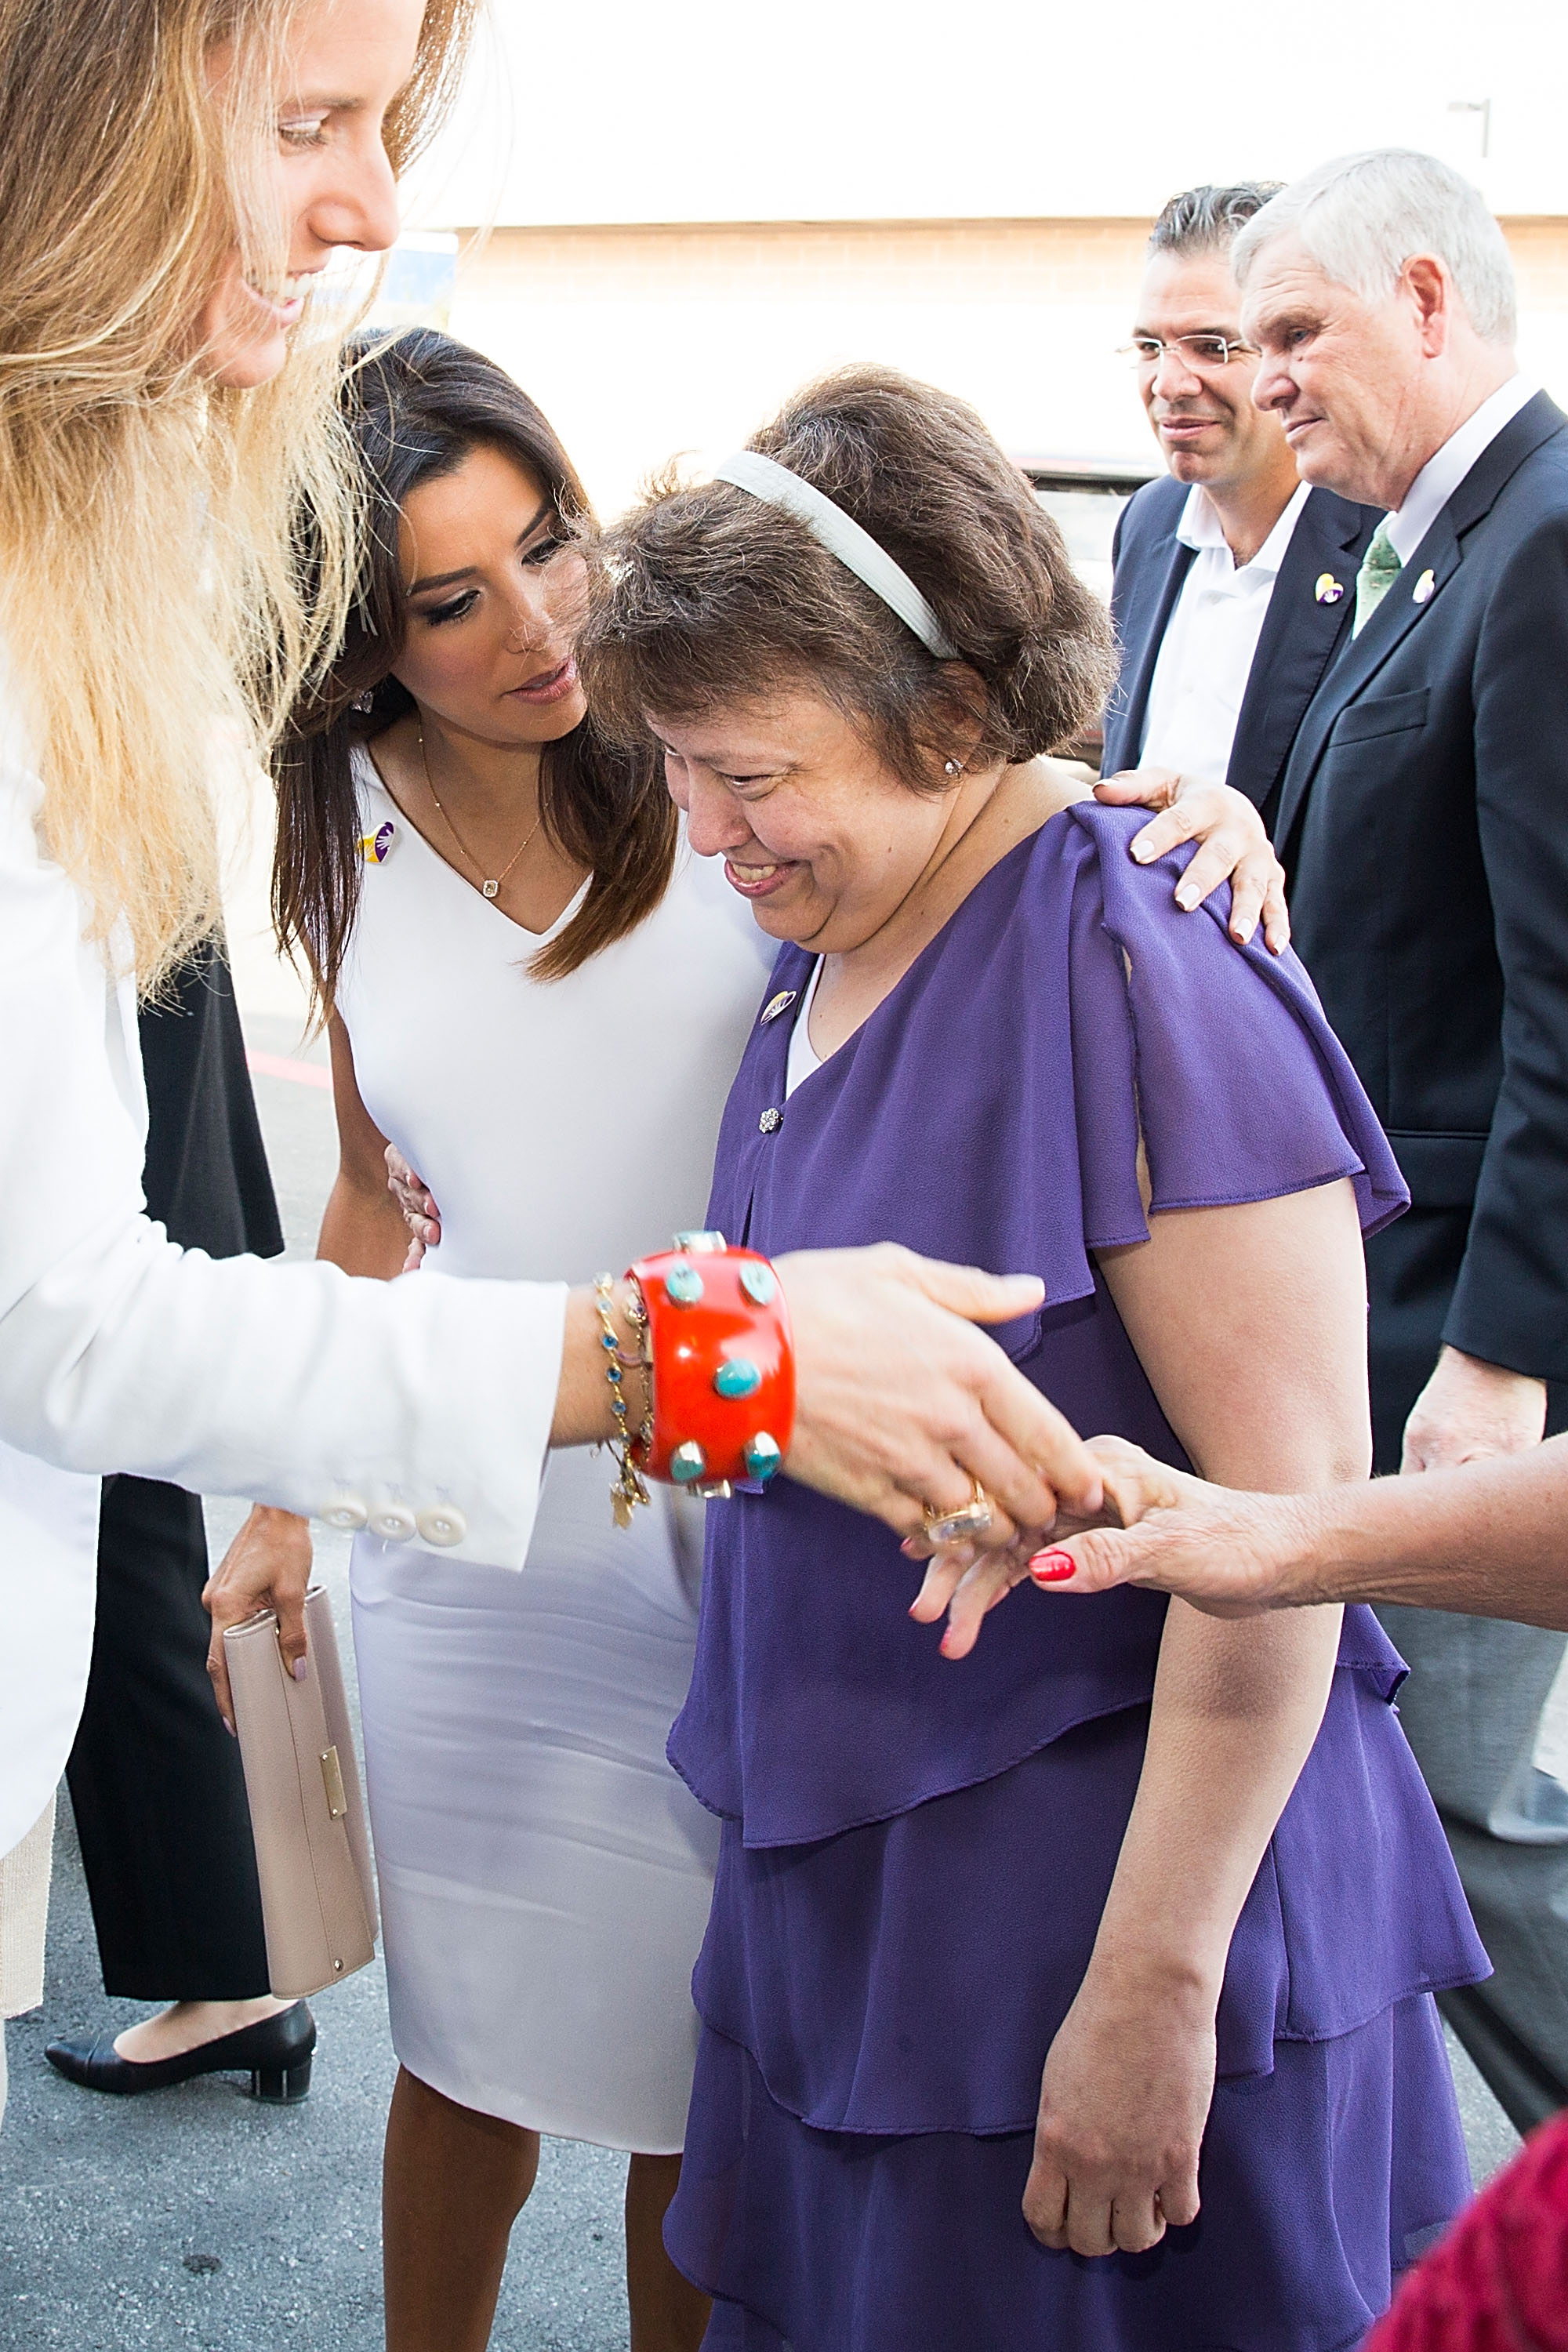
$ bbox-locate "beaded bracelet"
[627,1232,795,1501]
[592,1272,654,1529]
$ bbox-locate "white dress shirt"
[0,651,567,1852]
[1384,374,1538,566]
[1138,481,1313,789]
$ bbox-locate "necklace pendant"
[482,879,499,899]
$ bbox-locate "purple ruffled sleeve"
[1063,804,1409,1247]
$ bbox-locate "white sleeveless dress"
[336,754,771,2151]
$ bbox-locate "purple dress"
[664,807,1489,2351]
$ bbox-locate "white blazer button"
[416,1506,467,1548]
[368,1503,419,1542]
[321,1493,368,1532]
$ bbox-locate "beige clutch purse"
[224,1586,379,2000]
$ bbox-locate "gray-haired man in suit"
[1237,148,1568,2135]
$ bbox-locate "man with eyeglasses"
[1099,183,1377,833]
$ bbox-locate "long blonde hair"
[0,0,476,987]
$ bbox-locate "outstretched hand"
[1094,767,1290,954]
[906,1436,1309,1650]
[903,1435,1160,1651]
[1031,1474,1330,1618]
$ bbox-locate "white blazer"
[0,675,566,1852]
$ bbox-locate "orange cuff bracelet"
[629,1232,795,1500]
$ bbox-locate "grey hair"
[1232,148,1516,344]
[1149,183,1283,259]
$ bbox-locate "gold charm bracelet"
[592,1273,654,1529]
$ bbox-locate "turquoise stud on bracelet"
[664,1261,704,1305]
[714,1357,762,1400]
[670,1441,707,1483]
[673,1229,728,1254]
[743,1432,782,1483]
[739,1261,777,1305]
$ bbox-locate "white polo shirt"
[1138,479,1312,789]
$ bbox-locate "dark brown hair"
[273,328,676,1007]
[580,365,1115,788]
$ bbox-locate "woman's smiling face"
[654,688,964,953]
[198,0,425,388]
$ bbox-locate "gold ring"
[922,1479,993,1546]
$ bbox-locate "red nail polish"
[1029,1548,1076,1583]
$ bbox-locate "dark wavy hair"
[273,328,676,1007]
[580,365,1116,788]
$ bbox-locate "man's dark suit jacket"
[1277,390,1568,1453]
[1102,473,1377,829]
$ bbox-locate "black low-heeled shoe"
[45,2001,315,2103]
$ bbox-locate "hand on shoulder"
[1094,768,1289,952]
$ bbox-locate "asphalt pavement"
[0,1007,1525,2350]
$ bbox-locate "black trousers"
[1366,1209,1568,2134]
[65,1474,270,2001]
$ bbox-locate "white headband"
[711,449,958,661]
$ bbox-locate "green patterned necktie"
[1354,519,1403,637]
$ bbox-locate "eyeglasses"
[1119,334,1258,372]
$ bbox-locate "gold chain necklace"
[419,725,542,902]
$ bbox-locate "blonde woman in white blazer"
[0,0,1102,2122]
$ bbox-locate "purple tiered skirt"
[668,1685,1482,2350]
[680,1997,1464,2352]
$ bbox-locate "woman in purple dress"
[579,366,1490,2350]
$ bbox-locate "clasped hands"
[906,1434,1210,1650]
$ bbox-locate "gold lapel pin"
[360,819,395,865]
[760,989,797,1025]
[1412,569,1436,605]
[1315,573,1345,604]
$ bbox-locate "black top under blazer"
[1278,390,1568,1383]
[1102,472,1377,829]
[140,937,283,1261]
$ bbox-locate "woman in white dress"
[241,332,769,2352]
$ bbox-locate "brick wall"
[456,218,1157,307]
[444,217,1568,517]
